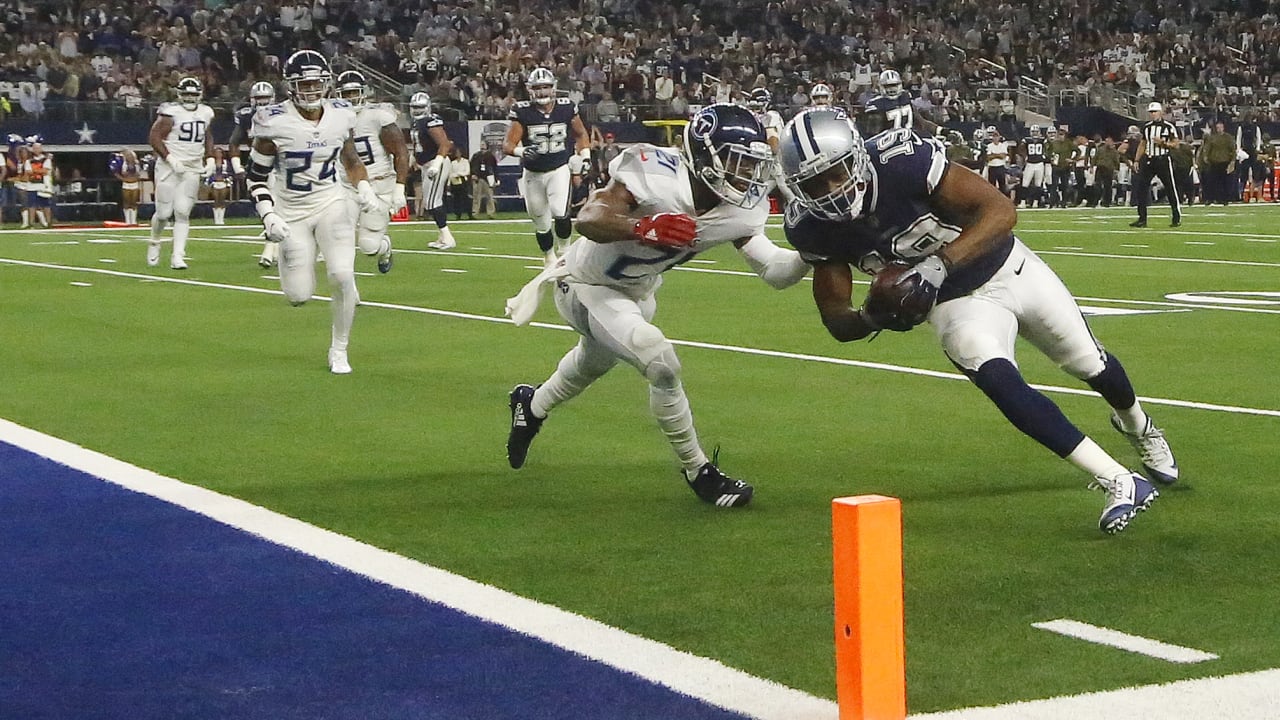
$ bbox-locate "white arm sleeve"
[737,233,810,290]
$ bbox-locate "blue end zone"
[0,442,749,720]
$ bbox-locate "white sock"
[172,218,189,261]
[150,214,166,241]
[531,345,615,418]
[649,382,707,474]
[1112,402,1148,434]
[438,226,455,245]
[329,273,357,351]
[1066,437,1129,480]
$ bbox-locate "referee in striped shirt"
[1130,101,1182,227]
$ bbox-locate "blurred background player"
[1018,125,1048,208]
[230,81,279,267]
[246,50,381,375]
[21,137,53,228]
[808,82,833,109]
[204,146,236,225]
[2,134,22,224]
[503,66,592,266]
[408,91,456,250]
[109,149,142,225]
[336,70,408,272]
[147,76,213,269]
[983,126,1012,197]
[865,69,913,133]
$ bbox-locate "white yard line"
[1031,619,1219,664]
[4,256,1280,419]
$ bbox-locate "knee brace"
[632,324,681,389]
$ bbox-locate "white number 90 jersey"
[158,102,214,172]
[253,99,359,221]
[561,144,768,298]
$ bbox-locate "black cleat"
[507,384,543,469]
[1171,219,1181,227]
[685,454,753,508]
[1129,219,1147,228]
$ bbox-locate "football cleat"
[507,384,543,469]
[377,244,394,273]
[328,347,352,375]
[1090,472,1158,535]
[146,242,160,267]
[258,256,275,269]
[685,452,753,508]
[1111,413,1178,484]
[427,238,456,250]
[170,258,188,270]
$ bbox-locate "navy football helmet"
[746,87,772,112]
[335,70,368,106]
[176,76,202,110]
[779,109,872,221]
[284,50,332,111]
[682,103,775,209]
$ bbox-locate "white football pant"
[151,160,200,264]
[518,164,572,234]
[277,197,359,353]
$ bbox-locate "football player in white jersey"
[246,50,383,375]
[503,104,810,507]
[147,76,214,269]
[746,86,789,203]
[336,70,409,273]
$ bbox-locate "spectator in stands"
[595,91,620,122]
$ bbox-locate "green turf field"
[2,204,1278,714]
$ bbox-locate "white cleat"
[146,243,161,267]
[170,258,188,270]
[1111,412,1179,484]
[328,348,352,375]
[1090,472,1158,535]
[427,239,457,250]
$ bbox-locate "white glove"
[392,183,407,213]
[425,156,445,180]
[262,212,290,243]
[356,179,382,214]
[568,153,586,175]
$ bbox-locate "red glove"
[633,212,697,248]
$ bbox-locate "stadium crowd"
[1,0,1279,125]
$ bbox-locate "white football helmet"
[409,92,431,120]
[283,50,332,111]
[779,109,872,221]
[527,67,557,106]
[878,69,903,98]
[335,70,368,107]
[176,76,202,111]
[249,81,275,107]
[810,83,832,107]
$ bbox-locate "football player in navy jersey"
[863,69,920,136]
[503,67,592,267]
[228,81,277,267]
[778,109,1178,535]
[409,91,456,250]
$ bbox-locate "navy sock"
[535,230,554,252]
[970,358,1085,458]
[554,216,572,239]
[432,207,448,229]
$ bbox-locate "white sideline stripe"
[911,669,1280,720]
[5,257,1280,419]
[1031,619,1219,664]
[0,417,838,720]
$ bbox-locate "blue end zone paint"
[0,442,749,720]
